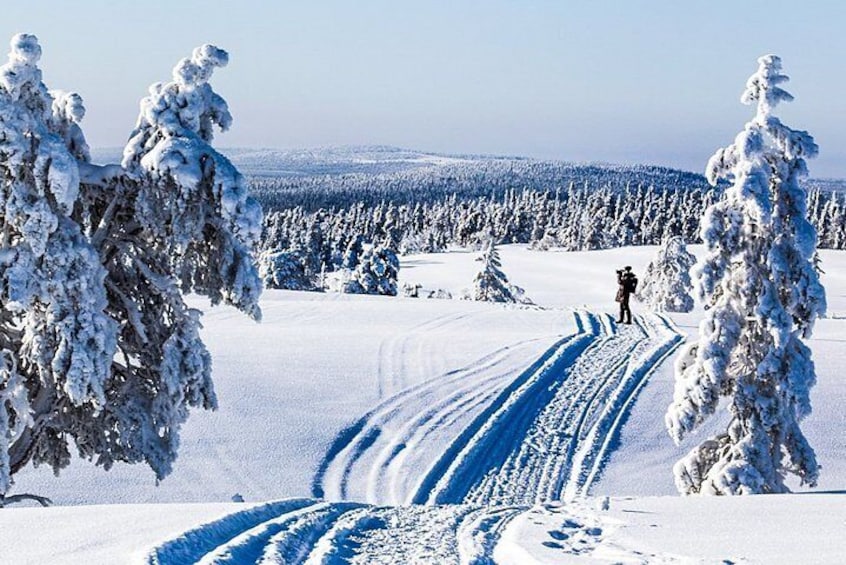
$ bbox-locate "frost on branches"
[343,244,400,296]
[665,55,825,495]
[0,35,263,496]
[637,236,695,313]
[469,240,529,303]
[259,250,311,291]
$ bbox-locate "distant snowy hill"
[220,145,487,177]
[90,144,845,213]
[90,145,489,176]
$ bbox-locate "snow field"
[2,244,844,563]
[13,287,575,505]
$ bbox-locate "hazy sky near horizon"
[3,1,845,177]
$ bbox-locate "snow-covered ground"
[3,245,845,563]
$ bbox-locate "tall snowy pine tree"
[0,35,262,497]
[665,55,825,495]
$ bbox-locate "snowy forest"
[258,175,846,291]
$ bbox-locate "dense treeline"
[259,181,846,289]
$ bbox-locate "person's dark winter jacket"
[616,267,638,324]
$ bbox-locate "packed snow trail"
[315,310,681,506]
[428,313,682,505]
[145,497,696,564]
[142,499,523,564]
[313,310,598,504]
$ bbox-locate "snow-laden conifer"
[259,250,311,291]
[665,55,825,495]
[470,240,528,303]
[0,35,262,495]
[344,244,400,296]
[638,236,695,313]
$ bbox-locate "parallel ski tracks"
[316,309,681,506]
[143,499,520,564]
[145,309,682,563]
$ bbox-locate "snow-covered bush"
[469,240,530,303]
[427,288,453,300]
[529,227,559,251]
[259,250,311,291]
[637,236,695,312]
[665,55,824,495]
[343,245,400,296]
[0,35,262,495]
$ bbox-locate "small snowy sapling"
[637,236,695,313]
[469,240,529,303]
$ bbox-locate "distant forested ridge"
[95,146,846,264]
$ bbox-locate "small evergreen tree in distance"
[637,236,695,313]
[259,250,311,291]
[665,55,825,495]
[344,244,400,296]
[472,239,524,303]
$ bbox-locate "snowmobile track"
[314,309,680,506]
[312,327,571,503]
[442,312,682,505]
[143,499,525,564]
[144,309,682,563]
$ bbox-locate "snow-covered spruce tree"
[637,236,695,313]
[259,250,310,291]
[665,55,825,495]
[342,233,365,269]
[344,244,400,296]
[0,35,262,496]
[471,239,526,303]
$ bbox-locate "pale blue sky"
[4,1,845,176]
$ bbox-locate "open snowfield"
[2,245,845,563]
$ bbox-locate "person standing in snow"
[616,266,638,324]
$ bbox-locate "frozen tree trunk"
[665,55,825,495]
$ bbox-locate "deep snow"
[2,245,845,563]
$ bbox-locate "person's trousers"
[619,295,631,323]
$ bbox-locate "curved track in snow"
[316,310,681,506]
[453,313,682,505]
[311,315,589,504]
[144,310,682,563]
[142,499,522,565]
